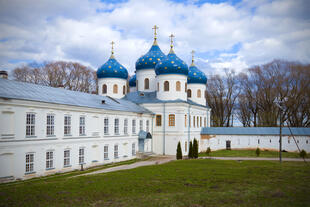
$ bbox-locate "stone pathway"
[200,156,310,162]
[74,156,175,177]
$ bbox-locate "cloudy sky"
[0,0,309,76]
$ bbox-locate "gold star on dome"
[149,58,152,60]
[153,62,156,64]
[142,59,144,61]
[171,61,174,64]
[108,66,111,68]
[157,58,160,61]
[194,73,197,75]
[164,67,167,69]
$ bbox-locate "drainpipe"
[163,103,166,155]
[188,104,191,152]
[151,114,154,153]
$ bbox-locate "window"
[46,114,54,136]
[185,115,187,127]
[102,84,107,94]
[144,78,149,89]
[258,139,260,144]
[132,143,136,156]
[79,116,85,135]
[26,113,35,136]
[104,145,109,160]
[146,120,150,132]
[132,119,136,134]
[197,116,199,127]
[114,144,119,159]
[204,117,206,127]
[169,114,175,126]
[185,83,187,92]
[79,148,85,164]
[193,116,195,127]
[156,115,162,126]
[270,139,272,143]
[114,118,119,135]
[307,140,309,144]
[124,119,128,134]
[140,120,143,131]
[187,89,192,98]
[157,82,159,91]
[46,151,53,169]
[64,115,71,135]
[189,115,191,127]
[200,117,202,127]
[164,81,169,91]
[123,85,126,95]
[64,150,70,167]
[197,89,201,98]
[185,141,187,152]
[113,84,118,94]
[25,153,34,173]
[288,139,290,144]
[104,118,109,135]
[176,81,181,91]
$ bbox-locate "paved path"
[74,156,175,177]
[200,156,310,162]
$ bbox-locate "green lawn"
[1,159,310,207]
[199,149,308,158]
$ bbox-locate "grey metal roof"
[0,79,152,114]
[125,91,208,108]
[201,127,310,136]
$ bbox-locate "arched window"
[197,116,199,127]
[144,78,149,90]
[169,114,175,126]
[187,89,192,98]
[157,82,159,91]
[197,89,201,98]
[123,85,126,95]
[164,81,169,91]
[102,84,107,94]
[113,84,118,94]
[176,81,181,91]
[185,83,187,92]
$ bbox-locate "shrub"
[176,141,183,160]
[300,150,307,159]
[188,141,193,159]
[206,147,211,156]
[256,147,261,157]
[193,139,198,159]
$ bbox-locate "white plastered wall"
[187,83,206,106]
[156,74,187,101]
[98,78,127,99]
[136,69,156,92]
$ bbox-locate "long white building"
[0,28,309,182]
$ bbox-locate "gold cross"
[191,50,195,63]
[169,34,175,47]
[111,41,115,54]
[152,25,159,39]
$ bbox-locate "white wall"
[187,83,206,106]
[98,78,127,99]
[129,86,137,92]
[156,74,187,101]
[136,69,156,92]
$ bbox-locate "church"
[0,26,309,181]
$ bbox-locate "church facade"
[0,27,309,181]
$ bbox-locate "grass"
[199,149,309,158]
[0,159,310,207]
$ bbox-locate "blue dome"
[97,56,128,80]
[129,74,136,87]
[188,65,207,84]
[136,42,166,70]
[155,51,188,76]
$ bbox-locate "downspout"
[163,103,166,155]
[188,103,191,152]
[151,114,154,153]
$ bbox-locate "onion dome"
[155,34,188,76]
[187,50,207,84]
[97,41,128,80]
[129,74,136,87]
[136,25,165,70]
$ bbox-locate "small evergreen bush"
[206,147,211,156]
[300,150,307,159]
[193,139,198,159]
[176,141,183,160]
[188,141,193,159]
[256,147,261,157]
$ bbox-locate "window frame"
[114,118,120,135]
[156,115,162,126]
[46,114,55,136]
[176,81,181,91]
[132,119,136,134]
[113,84,118,94]
[104,117,109,135]
[164,81,169,91]
[144,78,149,90]
[132,143,136,156]
[146,120,150,132]
[26,113,35,137]
[64,149,71,167]
[79,116,86,136]
[124,118,128,134]
[114,144,119,159]
[197,89,201,98]
[104,145,109,160]
[64,115,71,136]
[46,151,54,170]
[79,147,85,164]
[25,153,34,173]
[168,114,175,127]
[102,84,107,94]
[187,89,192,98]
[139,120,143,131]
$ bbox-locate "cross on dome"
[191,50,195,66]
[110,41,115,59]
[169,34,175,54]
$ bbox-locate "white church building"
[0,27,309,181]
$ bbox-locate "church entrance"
[139,139,145,152]
[226,140,231,150]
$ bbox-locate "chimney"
[57,84,64,89]
[0,71,8,79]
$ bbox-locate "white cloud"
[0,0,309,75]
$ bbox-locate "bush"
[188,141,193,159]
[256,148,261,157]
[206,147,211,156]
[176,141,183,160]
[300,150,307,159]
[193,139,198,159]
